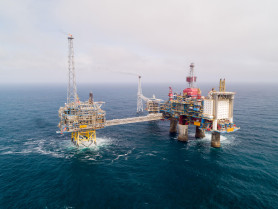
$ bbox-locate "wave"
[0,136,114,159]
[186,132,238,148]
[112,148,135,162]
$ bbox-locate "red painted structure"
[183,88,201,98]
[186,76,197,83]
[168,87,173,100]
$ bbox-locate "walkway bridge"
[105,113,163,127]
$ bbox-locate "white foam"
[1,151,14,155]
[112,148,134,162]
[0,136,114,159]
[75,137,113,151]
[186,132,238,148]
[1,150,33,155]
[146,153,156,156]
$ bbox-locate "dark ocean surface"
[0,83,277,209]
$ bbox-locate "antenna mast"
[137,76,143,113]
[67,34,77,105]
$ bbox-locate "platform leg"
[169,118,178,134]
[195,126,205,138]
[71,130,96,147]
[178,124,188,142]
[211,132,221,148]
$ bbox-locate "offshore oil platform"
[57,35,239,148]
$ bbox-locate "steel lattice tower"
[137,76,143,113]
[67,34,78,105]
[187,63,196,88]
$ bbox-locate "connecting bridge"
[105,113,163,126]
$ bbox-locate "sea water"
[0,83,277,208]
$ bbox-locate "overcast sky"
[0,0,277,84]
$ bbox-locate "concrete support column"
[178,124,188,142]
[211,132,221,148]
[195,126,205,138]
[169,118,178,134]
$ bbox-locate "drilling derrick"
[183,63,201,98]
[186,62,197,88]
[57,35,106,147]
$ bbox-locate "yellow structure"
[219,78,226,92]
[71,130,96,147]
